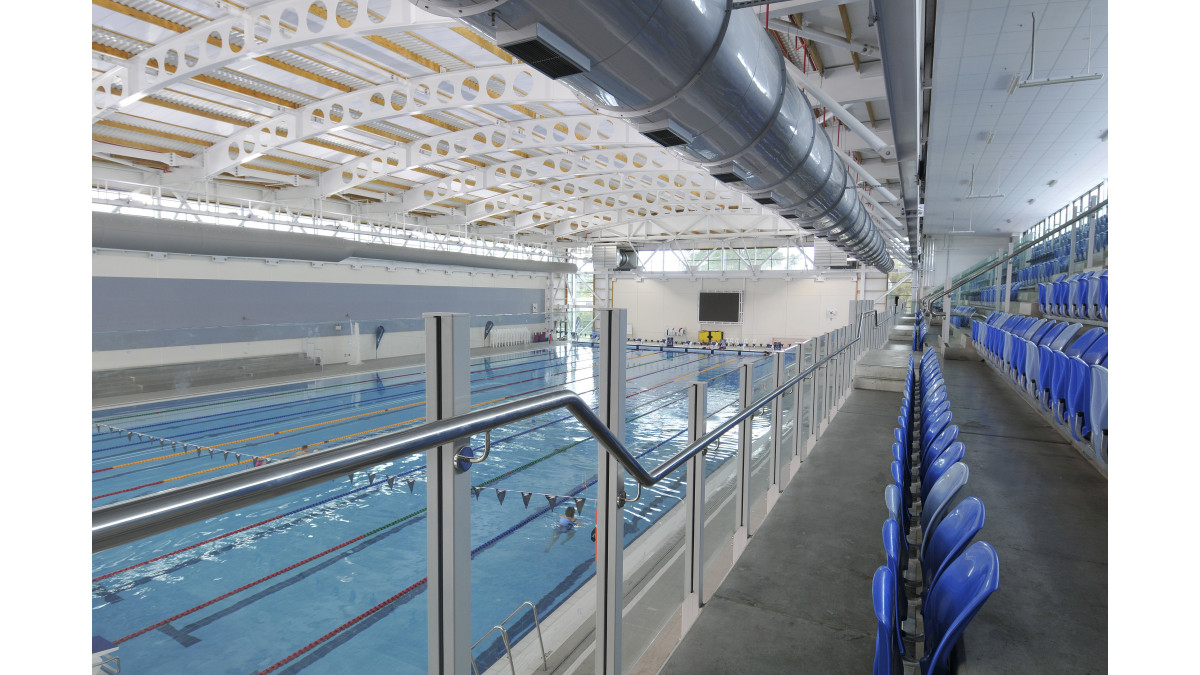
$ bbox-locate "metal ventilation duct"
[412,0,894,273]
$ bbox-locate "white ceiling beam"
[280,114,649,200]
[202,64,580,180]
[93,0,455,120]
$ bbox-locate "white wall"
[925,234,1014,291]
[613,275,871,344]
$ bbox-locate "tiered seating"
[1037,269,1108,320]
[913,312,929,351]
[874,351,999,674]
[970,312,1109,462]
[948,306,974,328]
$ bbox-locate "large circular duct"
[413,0,894,273]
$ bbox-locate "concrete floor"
[656,353,1107,674]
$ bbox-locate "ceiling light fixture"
[1017,10,1104,89]
[1006,75,1020,95]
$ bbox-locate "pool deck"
[654,351,1108,673]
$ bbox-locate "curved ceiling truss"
[92,0,909,267]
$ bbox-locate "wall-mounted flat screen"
[698,292,742,324]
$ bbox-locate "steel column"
[1003,241,1015,313]
[735,362,753,555]
[682,380,707,633]
[595,308,626,675]
[424,312,472,675]
[770,351,784,497]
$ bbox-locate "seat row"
[1037,269,1107,321]
[874,350,1000,675]
[971,312,1108,462]
[913,312,929,351]
[948,306,974,328]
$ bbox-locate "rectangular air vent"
[498,24,591,80]
[503,39,585,79]
[711,172,743,183]
[754,196,778,205]
[644,128,689,147]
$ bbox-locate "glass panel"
[92,360,433,673]
[701,366,742,604]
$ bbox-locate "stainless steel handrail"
[922,199,1108,308]
[93,338,859,553]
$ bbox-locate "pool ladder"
[470,600,548,675]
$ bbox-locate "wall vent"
[753,196,778,205]
[711,172,743,183]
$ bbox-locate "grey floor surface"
[658,352,1108,674]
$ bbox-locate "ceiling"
[90,0,1108,269]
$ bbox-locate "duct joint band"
[591,6,734,120]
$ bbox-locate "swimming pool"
[91,344,795,673]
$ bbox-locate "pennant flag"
[406,479,416,493]
[387,477,395,489]
[473,486,483,499]
[521,492,532,508]
[348,473,354,483]
[127,432,133,441]
[575,497,586,513]
[545,495,558,509]
[235,453,241,461]
[368,473,376,485]
[223,451,229,461]
[496,489,506,505]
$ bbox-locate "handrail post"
[734,361,753,558]
[1003,241,1015,314]
[595,308,626,675]
[770,351,783,499]
[797,340,811,463]
[788,345,803,476]
[682,379,707,634]
[424,312,472,675]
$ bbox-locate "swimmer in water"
[545,506,578,551]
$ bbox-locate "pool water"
[92,344,786,674]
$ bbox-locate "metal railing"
[471,601,548,675]
[92,336,863,553]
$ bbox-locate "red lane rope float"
[256,578,429,675]
[92,353,709,497]
[111,508,428,646]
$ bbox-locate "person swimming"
[546,506,578,551]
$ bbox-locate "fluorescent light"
[1006,75,1020,95]
[1018,73,1103,88]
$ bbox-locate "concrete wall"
[612,276,870,344]
[93,249,550,370]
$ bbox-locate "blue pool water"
[92,344,786,673]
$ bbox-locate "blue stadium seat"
[872,565,901,675]
[919,463,969,560]
[1088,365,1108,462]
[921,410,953,457]
[920,425,960,481]
[1065,332,1108,441]
[921,496,985,592]
[883,518,908,654]
[921,442,965,502]
[919,542,1000,675]
[1042,327,1104,416]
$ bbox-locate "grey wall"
[93,277,545,350]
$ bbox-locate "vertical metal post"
[770,351,783,499]
[682,380,707,634]
[1003,241,1015,314]
[1068,218,1078,274]
[789,346,803,475]
[814,335,825,435]
[798,340,811,461]
[734,361,753,557]
[595,308,626,675]
[1086,213,1096,268]
[424,313,471,675]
